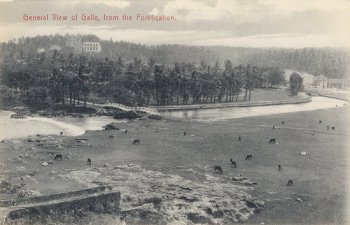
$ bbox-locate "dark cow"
[332,126,335,130]
[230,159,237,168]
[124,129,128,134]
[109,135,114,138]
[238,136,241,141]
[54,154,63,161]
[132,139,140,144]
[87,158,92,165]
[319,120,322,124]
[272,125,275,129]
[278,165,282,171]
[245,155,253,160]
[282,121,285,124]
[183,131,186,136]
[213,166,223,174]
[59,132,63,136]
[269,138,276,144]
[287,179,293,186]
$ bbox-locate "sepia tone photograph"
[0,0,349,224]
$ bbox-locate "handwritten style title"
[22,13,176,22]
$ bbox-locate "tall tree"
[289,72,303,96]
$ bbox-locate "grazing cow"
[54,154,63,161]
[332,126,335,130]
[319,120,322,124]
[245,155,253,160]
[327,125,330,131]
[282,121,285,124]
[124,129,128,134]
[183,131,186,136]
[59,132,63,136]
[272,125,275,129]
[132,139,140,144]
[269,138,276,144]
[230,159,237,168]
[75,138,88,143]
[213,166,223,174]
[238,136,241,141]
[287,179,293,186]
[278,165,282,171]
[109,135,114,138]
[87,158,92,165]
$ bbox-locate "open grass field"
[1,103,349,224]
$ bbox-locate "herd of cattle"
[211,119,336,187]
[53,119,336,187]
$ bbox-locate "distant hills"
[1,34,349,79]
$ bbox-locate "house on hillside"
[66,36,101,54]
[82,42,101,53]
[327,78,349,89]
[312,75,349,89]
[313,75,328,88]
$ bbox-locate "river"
[160,96,348,122]
[0,111,119,140]
[0,96,347,140]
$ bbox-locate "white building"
[327,78,349,89]
[65,36,101,54]
[82,42,101,52]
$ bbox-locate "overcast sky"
[0,0,349,48]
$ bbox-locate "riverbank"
[151,89,310,111]
[308,87,350,102]
[0,101,348,224]
[0,110,120,140]
[2,89,309,115]
[1,96,343,140]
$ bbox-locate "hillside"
[1,34,349,79]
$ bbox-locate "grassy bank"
[309,88,350,102]
[152,89,310,111]
[0,103,348,224]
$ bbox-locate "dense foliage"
[0,55,284,108]
[5,34,339,109]
[1,34,348,77]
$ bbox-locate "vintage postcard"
[0,0,349,224]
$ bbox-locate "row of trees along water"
[0,51,287,109]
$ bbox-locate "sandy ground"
[0,104,349,224]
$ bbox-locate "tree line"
[0,40,287,109]
[1,34,348,78]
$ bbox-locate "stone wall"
[1,188,120,225]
